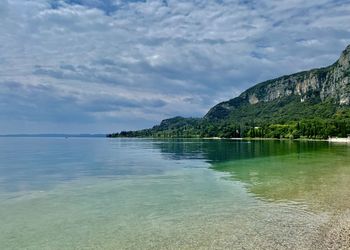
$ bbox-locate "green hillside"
[108,44,350,139]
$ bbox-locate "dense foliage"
[107,104,350,139]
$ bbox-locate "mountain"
[108,44,350,139]
[206,44,350,122]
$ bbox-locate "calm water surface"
[0,138,349,249]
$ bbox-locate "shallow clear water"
[0,138,349,249]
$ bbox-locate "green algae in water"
[212,142,350,212]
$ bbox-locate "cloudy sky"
[1,0,350,134]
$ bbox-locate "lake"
[0,138,349,249]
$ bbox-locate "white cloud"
[0,0,350,133]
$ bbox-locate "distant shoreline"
[107,136,350,143]
[3,134,349,142]
[0,134,105,138]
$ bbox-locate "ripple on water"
[0,138,349,249]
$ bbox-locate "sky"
[0,0,350,134]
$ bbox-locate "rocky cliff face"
[206,45,350,120]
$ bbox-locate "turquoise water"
[0,138,349,249]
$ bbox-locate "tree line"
[107,118,350,139]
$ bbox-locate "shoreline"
[110,136,350,143]
[328,137,350,143]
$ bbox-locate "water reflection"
[154,139,350,212]
[153,138,329,163]
[1,137,349,213]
